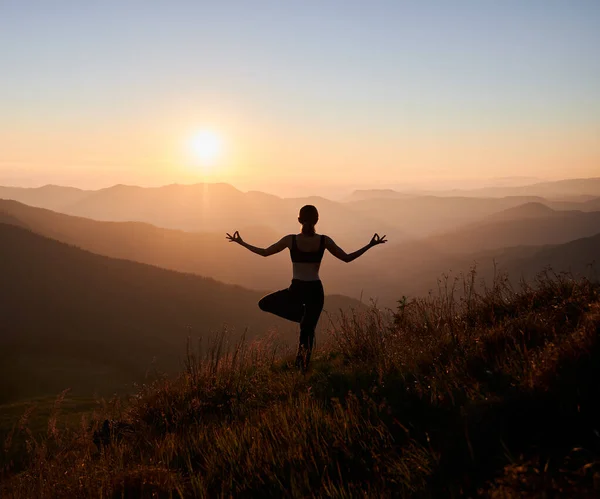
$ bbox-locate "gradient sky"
[1,1,599,195]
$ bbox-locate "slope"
[343,196,554,237]
[2,274,599,497]
[0,224,361,403]
[0,199,290,291]
[423,207,600,254]
[369,232,600,303]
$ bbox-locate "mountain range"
[345,177,600,201]
[2,194,598,306]
[3,180,599,242]
[1,179,599,402]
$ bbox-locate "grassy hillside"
[0,224,361,403]
[1,273,598,497]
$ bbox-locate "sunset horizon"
[2,1,599,195]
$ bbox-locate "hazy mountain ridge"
[346,177,600,201]
[0,183,397,245]
[343,189,416,202]
[343,195,559,237]
[0,199,291,290]
[4,180,598,244]
[422,209,600,255]
[0,185,90,211]
[356,232,600,301]
[330,205,600,302]
[485,201,557,221]
[2,198,598,308]
[505,232,600,280]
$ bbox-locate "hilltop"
[1,272,598,497]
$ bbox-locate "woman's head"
[298,205,319,235]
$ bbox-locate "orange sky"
[1,2,599,196]
[2,116,598,195]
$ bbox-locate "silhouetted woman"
[226,205,386,371]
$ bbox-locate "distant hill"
[353,232,600,304]
[326,205,600,304]
[345,177,600,202]
[344,189,415,202]
[343,196,556,238]
[583,197,600,211]
[450,177,600,199]
[503,232,600,281]
[423,208,600,254]
[0,224,361,403]
[0,199,290,291]
[485,202,559,222]
[436,211,600,253]
[0,184,90,211]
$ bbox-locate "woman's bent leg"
[258,288,304,323]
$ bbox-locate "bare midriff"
[292,262,321,281]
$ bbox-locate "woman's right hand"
[226,231,244,244]
[369,233,387,246]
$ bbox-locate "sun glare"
[189,129,224,166]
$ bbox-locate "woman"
[226,204,386,371]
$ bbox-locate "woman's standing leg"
[296,281,324,371]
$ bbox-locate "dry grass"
[1,271,599,497]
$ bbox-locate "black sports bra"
[290,234,326,263]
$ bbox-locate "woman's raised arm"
[226,231,291,257]
[325,233,387,263]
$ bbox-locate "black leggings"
[258,279,324,369]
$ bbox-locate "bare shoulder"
[283,234,293,247]
[322,235,336,247]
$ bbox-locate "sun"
[188,129,224,166]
